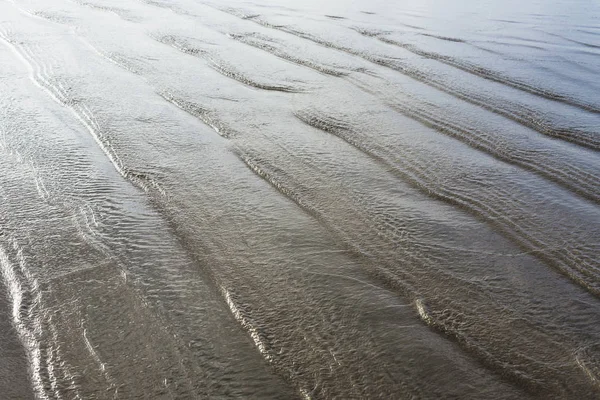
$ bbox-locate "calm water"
[0,0,599,398]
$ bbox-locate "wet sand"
[0,0,599,398]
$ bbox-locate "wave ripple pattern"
[0,0,599,398]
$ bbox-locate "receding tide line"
[371,34,600,114]
[0,32,129,182]
[0,31,170,200]
[215,7,600,151]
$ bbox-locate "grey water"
[0,0,599,398]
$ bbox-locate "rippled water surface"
[0,0,599,398]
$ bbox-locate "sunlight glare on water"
[0,0,599,398]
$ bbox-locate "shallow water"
[0,0,599,398]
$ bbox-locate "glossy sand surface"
[0,0,599,398]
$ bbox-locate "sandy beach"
[0,0,599,398]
